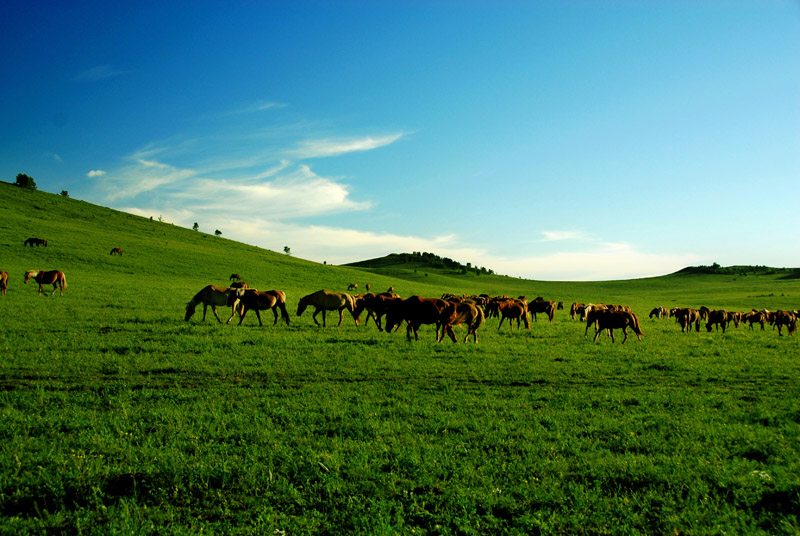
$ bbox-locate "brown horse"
[438,301,485,343]
[774,310,797,336]
[296,290,358,327]
[24,270,67,296]
[110,247,123,256]
[185,285,242,323]
[229,281,250,289]
[347,283,358,291]
[705,309,729,333]
[489,299,530,330]
[383,295,448,340]
[671,307,701,333]
[528,298,555,323]
[353,292,400,330]
[0,270,8,296]
[587,309,644,343]
[569,302,586,320]
[649,306,668,319]
[228,288,290,326]
[24,238,47,247]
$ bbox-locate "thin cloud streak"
[285,134,404,159]
[74,65,129,81]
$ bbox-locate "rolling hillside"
[1,181,799,313]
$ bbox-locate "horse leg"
[498,317,505,330]
[225,307,237,324]
[593,327,602,342]
[237,307,249,326]
[271,307,279,326]
[211,305,223,323]
[311,309,321,326]
[337,308,345,327]
[50,284,58,297]
[255,309,263,327]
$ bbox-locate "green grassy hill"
[2,181,798,313]
[1,182,799,535]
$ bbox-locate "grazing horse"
[744,310,766,330]
[671,308,701,333]
[587,309,644,343]
[24,238,47,247]
[353,292,400,330]
[774,311,797,336]
[297,290,358,327]
[185,285,241,323]
[24,270,67,296]
[528,298,555,323]
[110,247,123,256]
[383,295,449,341]
[0,270,8,296]
[489,299,530,330]
[569,302,586,320]
[229,273,241,281]
[228,288,290,327]
[705,309,729,333]
[438,301,485,343]
[365,283,371,292]
[347,283,358,291]
[649,306,668,319]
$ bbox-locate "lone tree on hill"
[192,222,199,231]
[283,246,291,256]
[215,230,222,237]
[15,173,37,190]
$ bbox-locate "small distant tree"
[60,190,69,197]
[283,246,291,256]
[214,230,222,237]
[192,222,199,231]
[15,173,37,190]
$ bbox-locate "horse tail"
[630,312,643,336]
[474,305,486,331]
[60,271,67,289]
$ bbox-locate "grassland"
[0,182,798,535]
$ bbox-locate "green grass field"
[0,183,798,535]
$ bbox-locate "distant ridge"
[672,264,800,277]
[347,252,495,276]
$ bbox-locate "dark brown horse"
[110,247,123,256]
[774,311,797,336]
[24,270,67,296]
[353,292,400,330]
[229,273,241,281]
[0,270,8,296]
[24,238,47,247]
[488,299,530,330]
[384,296,449,340]
[587,309,644,343]
[228,288,290,326]
[705,309,729,333]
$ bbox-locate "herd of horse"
[184,282,799,342]
[183,284,654,344]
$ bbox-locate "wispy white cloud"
[74,65,129,81]
[285,133,404,159]
[540,230,585,242]
[171,164,372,219]
[87,169,106,178]
[216,101,288,116]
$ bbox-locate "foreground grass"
[1,278,798,535]
[1,184,798,534]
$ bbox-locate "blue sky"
[2,1,798,280]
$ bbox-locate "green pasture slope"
[0,182,798,535]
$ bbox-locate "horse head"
[184,300,197,321]
[296,297,308,317]
[23,270,37,284]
